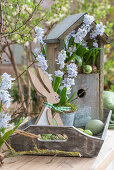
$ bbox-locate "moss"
[13,149,81,157]
[64,103,77,112]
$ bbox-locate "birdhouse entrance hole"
[77,89,86,98]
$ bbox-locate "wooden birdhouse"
[45,12,110,124]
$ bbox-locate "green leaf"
[84,49,93,64]
[93,49,96,65]
[74,54,82,66]
[60,87,67,105]
[0,118,22,148]
[42,44,47,58]
[68,37,74,48]
[52,118,58,126]
[67,91,77,103]
[53,77,61,92]
[31,50,37,59]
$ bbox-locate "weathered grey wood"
[46,43,60,74]
[10,109,111,157]
[10,126,103,157]
[98,40,104,120]
[71,74,99,122]
[101,110,112,140]
[46,13,86,41]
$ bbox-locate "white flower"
[12,12,17,16]
[67,63,78,77]
[0,73,15,90]
[55,70,64,77]
[0,89,11,108]
[44,71,52,81]
[74,33,83,44]
[93,42,98,48]
[62,78,75,86]
[90,22,105,39]
[35,26,44,44]
[81,24,91,33]
[33,48,40,56]
[24,41,29,47]
[0,112,11,130]
[83,14,94,25]
[67,46,76,56]
[95,22,106,36]
[70,14,94,45]
[81,41,88,48]
[36,53,48,72]
[73,28,87,44]
[64,84,71,94]
[57,50,67,69]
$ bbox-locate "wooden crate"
[9,109,112,157]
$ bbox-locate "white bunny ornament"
[28,67,63,126]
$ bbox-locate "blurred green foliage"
[2,0,114,91]
[2,0,72,44]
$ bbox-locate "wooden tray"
[9,109,112,157]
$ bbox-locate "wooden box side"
[71,73,99,121]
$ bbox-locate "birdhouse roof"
[45,12,110,44]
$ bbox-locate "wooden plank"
[98,40,104,120]
[1,156,36,170]
[47,109,53,125]
[1,130,114,170]
[53,113,64,126]
[46,43,60,74]
[71,74,99,126]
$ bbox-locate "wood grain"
[9,110,111,158]
[71,73,99,120]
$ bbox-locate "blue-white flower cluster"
[56,49,78,94]
[0,73,15,108]
[34,48,52,81]
[65,14,105,48]
[67,46,76,56]
[0,73,14,132]
[57,50,67,69]
[60,77,75,95]
[55,70,64,77]
[36,53,48,72]
[67,63,78,78]
[72,14,94,46]
[34,27,53,80]
[90,22,106,39]
[90,22,106,48]
[1,73,15,90]
[35,26,44,44]
[0,112,11,130]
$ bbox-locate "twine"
[14,129,41,138]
